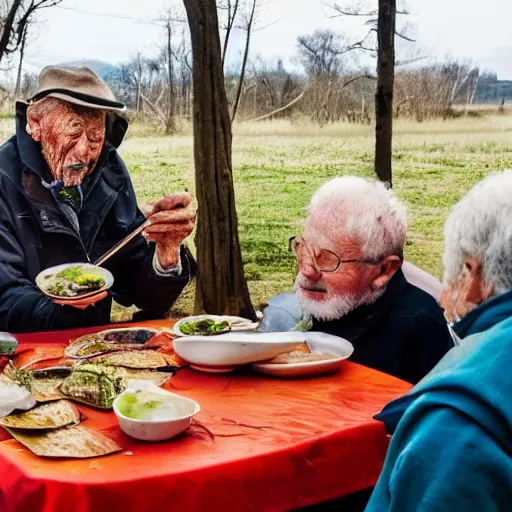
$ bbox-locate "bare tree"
[230,0,257,122]
[14,17,28,95]
[218,0,239,68]
[163,9,177,134]
[0,0,62,66]
[183,0,256,320]
[297,30,350,79]
[374,0,395,186]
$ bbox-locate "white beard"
[294,275,385,322]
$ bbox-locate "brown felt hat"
[27,65,126,113]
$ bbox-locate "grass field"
[2,113,512,319]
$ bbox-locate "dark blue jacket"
[313,270,453,383]
[0,103,196,333]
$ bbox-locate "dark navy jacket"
[0,103,196,333]
[313,270,453,383]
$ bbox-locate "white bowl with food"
[113,384,200,442]
[173,315,259,337]
[36,262,113,301]
[173,331,310,370]
[252,332,354,378]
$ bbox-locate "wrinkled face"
[28,100,106,187]
[293,215,384,321]
[439,257,491,324]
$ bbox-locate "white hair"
[308,176,407,259]
[443,169,512,296]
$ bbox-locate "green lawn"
[2,113,512,319]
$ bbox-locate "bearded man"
[0,66,196,333]
[261,176,452,383]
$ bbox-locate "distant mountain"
[56,60,121,81]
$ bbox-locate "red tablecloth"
[0,320,411,512]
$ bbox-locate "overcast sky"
[17,0,512,80]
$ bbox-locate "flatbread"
[7,425,121,458]
[0,400,80,430]
[28,376,67,402]
[90,350,169,369]
[124,368,174,386]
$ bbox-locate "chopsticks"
[94,220,151,267]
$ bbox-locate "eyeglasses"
[288,236,383,273]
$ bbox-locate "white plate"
[173,331,310,368]
[36,262,114,301]
[173,315,259,337]
[252,332,354,378]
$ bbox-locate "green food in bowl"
[116,391,168,420]
[179,318,230,335]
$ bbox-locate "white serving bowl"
[173,331,309,368]
[113,386,200,442]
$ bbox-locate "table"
[0,320,411,512]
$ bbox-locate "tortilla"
[7,425,121,458]
[0,400,80,430]
[30,375,68,402]
[3,361,68,402]
[90,350,169,369]
[124,368,175,386]
[65,328,158,359]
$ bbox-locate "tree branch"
[231,0,257,122]
[342,73,376,87]
[246,88,307,122]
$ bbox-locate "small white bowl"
[113,386,200,442]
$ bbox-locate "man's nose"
[73,133,90,161]
[298,259,322,281]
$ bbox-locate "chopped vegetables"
[179,319,230,336]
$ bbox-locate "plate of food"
[173,331,310,370]
[252,332,354,378]
[173,315,259,337]
[36,263,113,301]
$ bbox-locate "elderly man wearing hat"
[0,66,196,333]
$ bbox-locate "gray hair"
[308,176,407,259]
[443,169,512,295]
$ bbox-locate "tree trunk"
[0,0,23,64]
[166,19,176,134]
[183,0,256,320]
[15,23,28,96]
[374,0,396,187]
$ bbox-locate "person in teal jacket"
[365,169,512,512]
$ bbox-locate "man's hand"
[142,192,195,269]
[53,291,108,310]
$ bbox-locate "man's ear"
[462,256,493,306]
[26,109,42,142]
[371,255,402,290]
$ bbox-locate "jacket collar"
[312,268,407,340]
[453,289,512,339]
